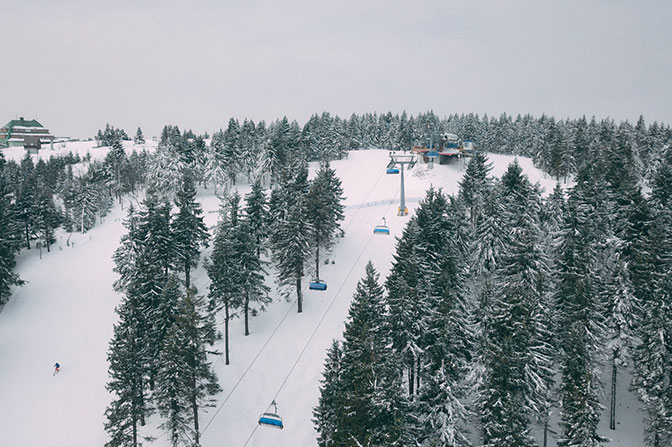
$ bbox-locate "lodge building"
[0,117,55,150]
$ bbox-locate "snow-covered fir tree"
[316,262,412,446]
[207,193,243,364]
[631,159,672,446]
[270,163,312,313]
[105,252,157,447]
[34,188,61,252]
[155,283,221,447]
[459,151,493,228]
[0,152,23,304]
[305,161,345,280]
[243,178,269,258]
[147,130,188,194]
[134,127,145,145]
[476,162,554,447]
[231,219,271,336]
[313,339,343,447]
[554,178,608,447]
[601,254,636,431]
[172,172,209,290]
[384,216,431,397]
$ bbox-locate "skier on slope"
[53,362,60,375]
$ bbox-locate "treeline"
[143,112,672,198]
[105,149,345,446]
[314,148,672,446]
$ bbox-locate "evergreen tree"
[243,178,269,258]
[313,340,343,447]
[318,262,412,446]
[306,162,345,279]
[555,183,608,447]
[271,200,312,313]
[232,219,270,336]
[476,163,553,447]
[155,285,221,446]
[458,151,493,228]
[631,160,672,446]
[172,173,209,290]
[384,218,429,397]
[134,127,145,145]
[270,163,312,313]
[0,152,22,304]
[417,363,471,446]
[34,188,61,253]
[602,255,635,431]
[105,275,154,447]
[207,193,243,363]
[16,153,37,248]
[136,196,177,277]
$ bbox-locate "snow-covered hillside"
[0,145,645,446]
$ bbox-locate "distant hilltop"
[0,117,55,150]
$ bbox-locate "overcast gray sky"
[2,0,670,138]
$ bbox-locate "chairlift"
[427,151,439,157]
[373,217,390,235]
[386,168,400,174]
[258,400,284,429]
[309,279,328,291]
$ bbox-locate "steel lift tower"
[387,152,417,216]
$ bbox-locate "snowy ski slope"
[0,143,645,446]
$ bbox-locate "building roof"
[2,118,44,130]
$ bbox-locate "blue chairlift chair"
[309,279,328,291]
[386,168,400,174]
[259,400,284,429]
[373,217,390,235]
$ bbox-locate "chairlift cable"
[201,160,388,437]
[242,186,401,446]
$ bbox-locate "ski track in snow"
[0,144,645,446]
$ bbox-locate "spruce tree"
[16,153,37,248]
[34,189,61,253]
[313,339,343,447]
[243,178,269,258]
[458,151,493,228]
[326,262,412,446]
[384,218,429,397]
[0,152,22,304]
[555,183,607,447]
[305,161,345,279]
[602,255,635,431]
[631,160,672,446]
[105,275,154,447]
[231,219,270,336]
[172,173,209,290]
[207,193,243,363]
[476,162,553,447]
[270,164,312,312]
[271,202,312,313]
[155,285,221,446]
[134,127,145,144]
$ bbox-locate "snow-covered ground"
[0,144,645,446]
